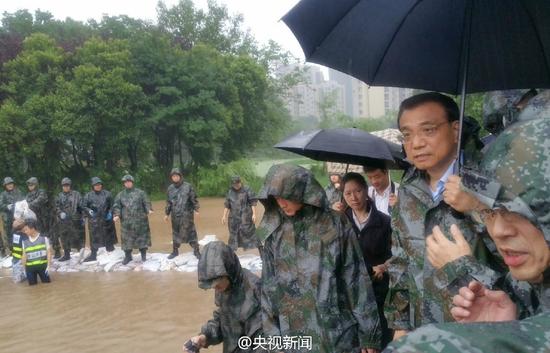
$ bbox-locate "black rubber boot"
[191,242,201,260]
[122,250,132,265]
[139,248,147,262]
[167,243,179,259]
[84,248,97,262]
[54,249,62,259]
[58,249,71,262]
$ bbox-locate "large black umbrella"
[274,128,406,169]
[282,0,550,94]
[283,0,550,168]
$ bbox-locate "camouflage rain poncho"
[113,187,152,250]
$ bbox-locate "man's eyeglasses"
[401,121,450,144]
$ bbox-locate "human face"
[5,183,14,191]
[93,184,103,192]
[124,181,134,189]
[330,174,341,185]
[483,209,550,283]
[171,174,181,183]
[62,185,71,192]
[232,182,242,190]
[343,179,368,212]
[366,169,389,193]
[399,102,459,174]
[27,184,36,191]
[212,276,230,293]
[275,197,304,216]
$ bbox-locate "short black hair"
[342,172,367,189]
[23,218,38,230]
[397,92,459,127]
[364,165,388,174]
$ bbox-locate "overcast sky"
[2,0,306,59]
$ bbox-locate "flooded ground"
[0,197,264,353]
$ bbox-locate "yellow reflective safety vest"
[23,235,48,267]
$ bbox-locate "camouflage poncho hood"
[481,118,550,245]
[198,241,243,289]
[257,164,328,210]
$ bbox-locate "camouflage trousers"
[58,219,85,250]
[171,214,197,245]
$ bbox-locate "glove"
[7,204,13,211]
[105,211,113,221]
[59,212,67,220]
[88,210,95,217]
[183,340,200,353]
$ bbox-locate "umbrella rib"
[518,0,550,79]
[371,0,423,84]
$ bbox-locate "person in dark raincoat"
[0,177,24,257]
[55,177,84,261]
[384,115,550,353]
[257,164,381,353]
[113,175,152,265]
[182,241,262,353]
[221,176,258,251]
[164,168,200,259]
[26,177,59,257]
[81,177,118,261]
[324,173,343,209]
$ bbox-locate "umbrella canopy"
[274,128,403,169]
[282,0,550,94]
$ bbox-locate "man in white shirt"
[365,166,399,216]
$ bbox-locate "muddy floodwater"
[0,198,264,353]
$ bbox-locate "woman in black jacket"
[341,172,393,348]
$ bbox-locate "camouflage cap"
[231,175,241,184]
[26,177,38,185]
[170,168,183,177]
[480,118,550,244]
[258,164,327,209]
[483,90,528,134]
[61,177,72,186]
[91,177,103,186]
[121,174,134,182]
[517,89,550,122]
[3,176,14,186]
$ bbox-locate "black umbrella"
[283,0,550,168]
[274,128,406,169]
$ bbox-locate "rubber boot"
[54,249,62,259]
[122,250,132,265]
[139,248,147,262]
[167,243,179,259]
[58,249,71,262]
[191,242,201,260]
[84,248,97,262]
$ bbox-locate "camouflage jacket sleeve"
[223,190,231,209]
[385,207,412,331]
[190,186,199,211]
[0,192,8,212]
[260,236,282,338]
[200,308,224,347]
[164,188,172,216]
[435,254,502,293]
[247,188,258,207]
[112,193,121,217]
[54,194,62,216]
[80,193,91,214]
[339,226,382,349]
[142,190,152,213]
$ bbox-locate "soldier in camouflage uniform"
[0,177,24,256]
[81,177,118,262]
[164,168,200,259]
[386,93,503,338]
[221,176,258,251]
[113,175,152,265]
[25,177,59,257]
[258,164,381,353]
[55,177,84,261]
[182,241,263,353]
[384,117,550,353]
[324,173,343,209]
